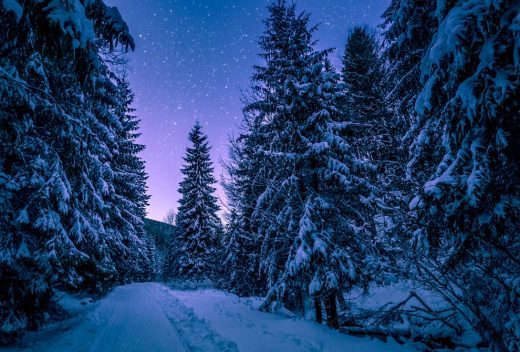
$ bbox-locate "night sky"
[106,0,390,221]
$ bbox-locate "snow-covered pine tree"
[0,0,148,342]
[245,0,375,328]
[400,1,520,350]
[172,121,222,281]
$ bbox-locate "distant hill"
[144,219,176,275]
[144,218,176,251]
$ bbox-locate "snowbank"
[169,288,416,352]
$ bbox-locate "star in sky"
[106,0,390,221]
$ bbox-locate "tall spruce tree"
[386,0,520,350]
[0,0,150,342]
[172,121,222,281]
[240,0,375,328]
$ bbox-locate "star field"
[107,0,390,221]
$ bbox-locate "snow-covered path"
[84,284,188,352]
[4,283,236,352]
[4,283,415,352]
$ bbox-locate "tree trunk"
[285,284,305,316]
[337,292,348,312]
[314,294,322,324]
[325,293,339,329]
[296,286,305,317]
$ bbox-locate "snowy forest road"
[4,283,414,352]
[85,284,189,352]
[4,283,237,352]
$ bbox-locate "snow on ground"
[169,288,416,352]
[2,283,234,352]
[2,282,418,352]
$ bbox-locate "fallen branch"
[340,325,459,349]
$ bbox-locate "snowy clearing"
[3,282,416,352]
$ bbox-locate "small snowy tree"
[172,121,222,281]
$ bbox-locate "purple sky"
[106,0,390,221]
